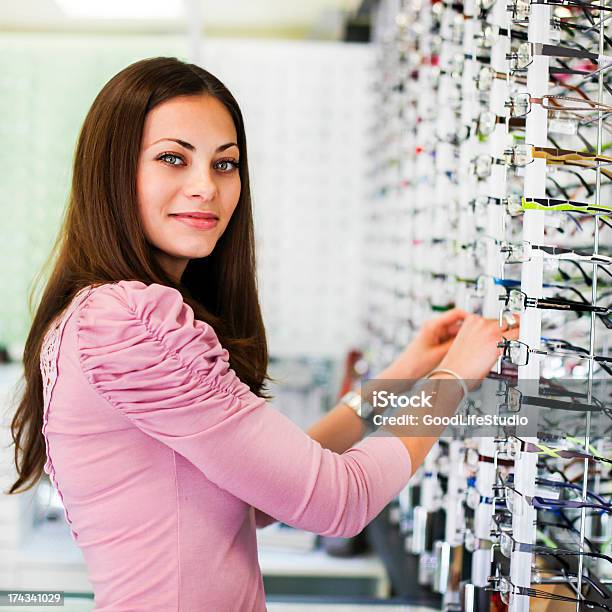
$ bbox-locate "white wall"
[201,39,372,358]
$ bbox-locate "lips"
[170,212,219,220]
[170,213,219,231]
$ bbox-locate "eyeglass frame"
[507,41,612,73]
[499,240,612,266]
[498,338,612,369]
[522,196,612,216]
[488,567,612,610]
[506,92,612,118]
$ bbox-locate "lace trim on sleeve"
[39,285,96,540]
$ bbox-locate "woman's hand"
[438,314,520,388]
[378,308,469,380]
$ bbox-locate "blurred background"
[5,2,607,611]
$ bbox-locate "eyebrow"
[149,138,238,153]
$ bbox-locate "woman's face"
[137,94,241,282]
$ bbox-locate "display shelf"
[368,0,612,608]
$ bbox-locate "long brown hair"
[7,57,270,495]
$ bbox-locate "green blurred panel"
[0,34,186,354]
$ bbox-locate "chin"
[184,245,216,259]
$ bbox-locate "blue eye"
[215,159,240,172]
[158,153,185,166]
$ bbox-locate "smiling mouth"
[170,214,219,230]
[169,212,219,220]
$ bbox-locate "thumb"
[434,307,469,327]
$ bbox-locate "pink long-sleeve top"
[40,280,412,611]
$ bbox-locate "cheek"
[136,170,168,239]
[222,178,241,216]
[138,168,172,216]
[136,182,154,230]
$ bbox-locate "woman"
[8,57,517,611]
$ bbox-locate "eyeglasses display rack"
[366,0,612,609]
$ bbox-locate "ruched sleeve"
[76,280,412,538]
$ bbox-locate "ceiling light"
[53,0,184,20]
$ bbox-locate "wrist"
[437,359,467,380]
[377,358,421,381]
[425,367,468,401]
[339,390,377,434]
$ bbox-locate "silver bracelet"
[339,390,376,432]
[425,368,468,401]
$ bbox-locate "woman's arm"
[306,402,366,454]
[308,313,520,467]
[306,369,419,453]
[259,314,519,529]
[307,308,469,454]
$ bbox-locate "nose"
[186,166,218,201]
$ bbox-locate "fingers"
[501,326,521,342]
[440,312,524,379]
[433,307,470,326]
[498,313,521,336]
[430,308,470,340]
[451,312,482,338]
[469,317,521,359]
[492,318,520,356]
